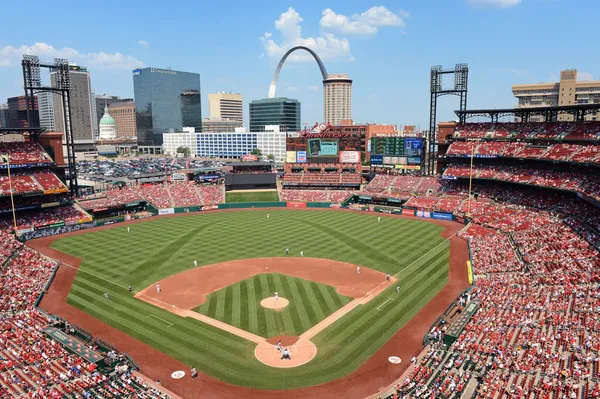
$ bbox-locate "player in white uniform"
[274,291,278,301]
[378,216,381,223]
[356,266,360,274]
[156,284,161,293]
[127,226,130,233]
[300,251,304,257]
[194,260,198,267]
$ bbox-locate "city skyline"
[0,0,599,130]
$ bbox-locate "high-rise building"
[249,97,300,132]
[7,95,39,128]
[51,65,95,143]
[512,69,600,121]
[323,74,352,125]
[180,90,202,132]
[208,92,243,124]
[108,101,136,138]
[37,91,55,131]
[202,117,243,133]
[0,104,9,129]
[133,67,202,149]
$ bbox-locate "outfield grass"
[226,191,279,202]
[193,273,352,337]
[52,210,450,389]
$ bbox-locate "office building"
[249,97,300,132]
[512,69,600,121]
[94,95,132,134]
[98,109,117,139]
[7,95,39,128]
[162,127,198,156]
[51,65,95,143]
[0,104,9,129]
[256,125,286,163]
[208,92,243,124]
[133,67,202,150]
[180,90,202,132]
[323,74,352,125]
[108,101,136,138]
[202,117,242,133]
[37,91,55,131]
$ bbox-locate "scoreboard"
[370,137,423,169]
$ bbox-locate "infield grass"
[52,210,450,389]
[226,191,279,202]
[193,273,352,337]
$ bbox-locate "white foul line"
[376,298,395,311]
[146,314,173,327]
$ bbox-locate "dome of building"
[99,108,117,139]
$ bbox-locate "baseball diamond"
[40,209,460,391]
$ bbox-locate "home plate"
[388,356,402,364]
[171,370,185,379]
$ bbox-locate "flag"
[186,159,190,169]
[170,158,177,166]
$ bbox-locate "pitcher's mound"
[260,297,289,310]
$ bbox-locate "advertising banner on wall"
[432,212,454,221]
[339,151,360,163]
[370,155,383,165]
[286,151,297,163]
[287,201,307,208]
[296,151,307,163]
[158,208,175,215]
[416,210,431,218]
[402,209,415,216]
[394,165,421,170]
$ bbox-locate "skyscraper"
[51,65,95,143]
[94,95,132,133]
[7,95,39,128]
[37,91,55,131]
[323,74,352,125]
[0,104,9,129]
[208,92,243,124]
[180,90,202,132]
[249,97,300,132]
[133,67,202,148]
[108,101,136,138]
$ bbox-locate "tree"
[251,148,262,157]
[176,146,190,157]
[267,154,275,161]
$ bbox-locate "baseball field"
[49,210,451,390]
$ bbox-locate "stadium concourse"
[0,118,598,398]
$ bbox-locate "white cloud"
[308,85,320,92]
[261,7,351,62]
[578,71,593,81]
[0,42,145,70]
[138,40,150,48]
[284,85,299,93]
[467,0,521,8]
[320,6,406,36]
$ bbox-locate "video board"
[370,137,423,157]
[286,134,362,164]
[307,138,339,157]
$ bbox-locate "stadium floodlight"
[22,55,41,87]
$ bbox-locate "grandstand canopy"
[455,104,600,123]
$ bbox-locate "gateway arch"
[267,46,328,98]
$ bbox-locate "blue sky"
[1,0,597,129]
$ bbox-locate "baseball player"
[127,226,130,233]
[356,266,361,274]
[104,292,109,300]
[194,260,198,267]
[396,285,400,294]
[274,291,278,301]
[286,248,289,255]
[387,273,391,282]
[156,284,161,293]
[277,340,282,352]
[378,216,381,223]
[128,285,132,292]
[267,214,270,219]
[300,251,304,257]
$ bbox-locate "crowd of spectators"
[385,177,600,399]
[443,164,600,202]
[0,230,174,398]
[446,141,600,164]
[78,187,144,211]
[136,182,224,209]
[365,175,441,195]
[453,122,600,140]
[0,206,91,232]
[0,171,67,196]
[282,172,361,186]
[0,142,53,165]
[280,189,355,203]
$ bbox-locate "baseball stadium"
[0,56,599,399]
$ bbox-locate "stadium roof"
[455,104,600,123]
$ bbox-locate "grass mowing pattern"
[194,273,352,337]
[52,210,450,389]
[226,191,279,202]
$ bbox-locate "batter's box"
[146,314,173,327]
